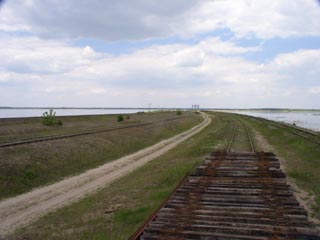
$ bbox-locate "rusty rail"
[241,114,320,146]
[129,115,319,239]
[226,119,237,152]
[130,151,320,239]
[227,118,255,153]
[0,116,188,149]
[241,119,255,152]
[129,161,199,240]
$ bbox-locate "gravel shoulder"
[0,112,210,238]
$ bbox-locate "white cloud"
[1,0,320,41]
[188,0,320,39]
[267,49,320,87]
[0,37,103,74]
[309,86,320,94]
[0,1,319,108]
[198,38,261,55]
[0,0,200,40]
[270,49,320,71]
[2,35,319,107]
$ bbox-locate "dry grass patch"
[0,112,201,199]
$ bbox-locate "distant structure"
[191,105,200,110]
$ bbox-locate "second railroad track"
[130,117,320,239]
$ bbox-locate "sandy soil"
[0,113,210,238]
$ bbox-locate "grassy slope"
[241,115,320,218]
[0,112,201,200]
[0,112,183,143]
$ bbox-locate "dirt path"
[0,112,210,238]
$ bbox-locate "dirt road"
[0,112,210,237]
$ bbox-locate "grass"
[0,111,183,143]
[14,113,228,240]
[11,111,320,239]
[0,112,202,200]
[230,113,320,219]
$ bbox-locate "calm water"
[0,109,146,118]
[232,111,320,131]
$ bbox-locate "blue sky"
[0,0,320,108]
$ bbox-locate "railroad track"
[227,118,254,153]
[0,116,188,149]
[242,114,320,147]
[130,118,320,239]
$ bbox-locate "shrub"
[42,109,57,126]
[117,115,124,122]
[25,169,37,180]
[176,110,182,115]
[41,109,63,126]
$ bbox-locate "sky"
[0,0,320,108]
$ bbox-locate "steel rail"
[226,117,255,153]
[130,151,320,239]
[0,116,188,149]
[241,119,255,153]
[243,114,319,137]
[226,119,237,152]
[249,116,320,147]
[128,123,228,240]
[128,170,191,240]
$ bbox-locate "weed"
[41,109,63,126]
[25,169,37,180]
[0,112,201,200]
[42,109,56,126]
[117,115,124,122]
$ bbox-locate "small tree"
[117,115,124,122]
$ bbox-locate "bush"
[176,110,182,115]
[42,109,56,126]
[126,115,130,120]
[117,115,124,122]
[41,109,63,126]
[25,169,37,180]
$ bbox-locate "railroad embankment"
[0,111,202,199]
[0,111,207,238]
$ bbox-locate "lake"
[0,108,148,119]
[1,109,319,132]
[231,110,320,132]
